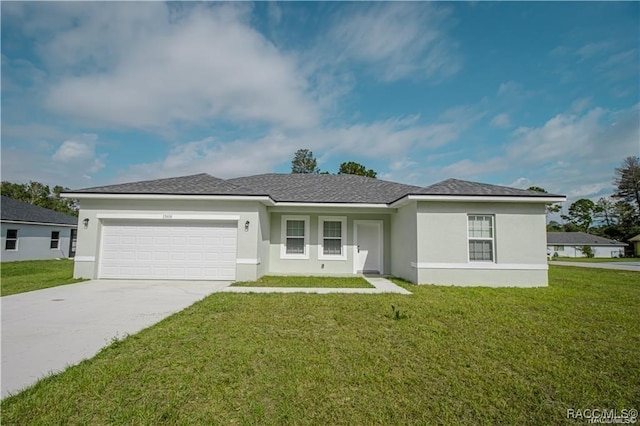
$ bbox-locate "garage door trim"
[96,213,240,221]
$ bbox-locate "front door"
[355,222,382,274]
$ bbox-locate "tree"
[1,182,28,201]
[527,186,561,215]
[546,220,563,232]
[527,186,546,193]
[338,161,377,178]
[291,149,320,174]
[594,197,617,227]
[613,156,640,212]
[578,245,595,258]
[561,198,595,232]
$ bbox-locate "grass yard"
[0,259,85,296]
[550,257,640,263]
[2,266,639,424]
[231,275,374,288]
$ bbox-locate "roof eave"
[0,219,77,227]
[390,194,566,207]
[61,192,274,203]
[270,201,390,209]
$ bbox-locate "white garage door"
[99,221,237,280]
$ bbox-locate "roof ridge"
[414,177,563,197]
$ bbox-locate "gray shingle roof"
[71,173,262,196]
[67,173,564,204]
[228,174,421,203]
[547,232,627,246]
[414,178,562,197]
[1,196,77,226]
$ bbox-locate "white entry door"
[99,221,237,280]
[354,221,382,274]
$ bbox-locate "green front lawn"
[2,266,639,424]
[1,259,86,296]
[550,257,639,263]
[231,275,374,288]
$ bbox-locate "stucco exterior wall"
[267,209,391,276]
[256,203,270,279]
[547,245,625,258]
[390,202,417,283]
[1,223,75,262]
[73,199,264,281]
[414,201,548,287]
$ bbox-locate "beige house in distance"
[630,234,640,256]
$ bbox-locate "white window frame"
[280,215,310,260]
[467,214,495,263]
[318,216,347,260]
[5,229,18,251]
[50,230,60,249]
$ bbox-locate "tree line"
[1,181,78,216]
[291,149,377,178]
[538,156,640,248]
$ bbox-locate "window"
[318,216,347,260]
[553,245,564,251]
[468,215,494,262]
[5,229,18,250]
[280,215,310,259]
[50,231,60,249]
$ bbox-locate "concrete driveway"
[1,280,230,398]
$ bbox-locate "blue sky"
[1,1,638,206]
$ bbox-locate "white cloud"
[423,103,639,196]
[114,110,472,183]
[509,177,532,189]
[565,183,610,199]
[576,42,613,61]
[439,158,508,180]
[52,134,105,174]
[497,81,520,97]
[490,113,511,128]
[389,158,418,172]
[507,105,639,164]
[33,3,318,131]
[1,135,105,187]
[570,97,592,113]
[328,3,461,82]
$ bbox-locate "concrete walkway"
[221,275,412,295]
[551,261,640,271]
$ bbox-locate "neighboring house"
[62,173,565,287]
[629,234,640,256]
[547,232,627,258]
[1,195,78,262]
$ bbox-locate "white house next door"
[354,221,383,274]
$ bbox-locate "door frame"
[352,220,384,274]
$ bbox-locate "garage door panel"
[99,221,237,280]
